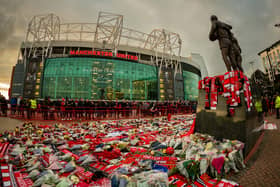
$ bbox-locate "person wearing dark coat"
[42,97,49,120]
[10,97,17,115]
[0,96,8,116]
[78,98,84,119]
[261,96,268,117]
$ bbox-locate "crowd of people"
[2,91,279,121]
[0,95,197,120]
[254,92,280,120]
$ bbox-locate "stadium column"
[89,73,92,99]
[71,78,74,99]
[113,73,116,100]
[145,80,147,100]
[54,77,58,98]
[130,79,132,100]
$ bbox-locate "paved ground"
[229,115,280,187]
[0,117,82,133]
[0,117,23,133]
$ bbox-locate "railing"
[0,104,196,121]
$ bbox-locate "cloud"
[0,13,16,43]
[0,83,9,89]
[0,0,279,84]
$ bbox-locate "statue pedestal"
[195,89,262,156]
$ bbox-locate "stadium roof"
[25,12,182,57]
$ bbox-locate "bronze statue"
[209,15,243,72]
[230,33,243,72]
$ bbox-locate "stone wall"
[195,89,262,156]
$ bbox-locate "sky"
[0,0,279,92]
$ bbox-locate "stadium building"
[10,12,207,101]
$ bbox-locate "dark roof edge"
[258,40,280,55]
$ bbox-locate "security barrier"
[0,103,195,121]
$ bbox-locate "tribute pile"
[198,71,252,116]
[0,115,244,186]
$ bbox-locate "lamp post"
[249,61,256,83]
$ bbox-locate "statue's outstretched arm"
[224,23,232,30]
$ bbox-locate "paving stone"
[228,116,280,186]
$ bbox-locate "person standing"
[69,99,75,120]
[261,96,268,117]
[10,97,17,115]
[269,96,274,114]
[30,97,37,119]
[192,101,197,114]
[255,98,263,122]
[17,96,22,116]
[17,97,25,117]
[49,100,55,120]
[78,98,84,119]
[275,92,280,119]
[19,97,25,118]
[26,98,31,119]
[0,95,7,116]
[85,99,91,120]
[42,97,49,120]
[60,98,66,120]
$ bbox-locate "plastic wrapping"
[55,178,73,187]
[128,170,168,187]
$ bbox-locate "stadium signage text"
[69,50,138,60]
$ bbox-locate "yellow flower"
[70,175,80,184]
[37,130,43,135]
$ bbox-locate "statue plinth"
[196,73,262,156]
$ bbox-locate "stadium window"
[262,57,266,64]
[267,55,271,62]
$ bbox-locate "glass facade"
[42,58,158,100]
[42,57,201,101]
[159,70,174,101]
[182,70,200,101]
